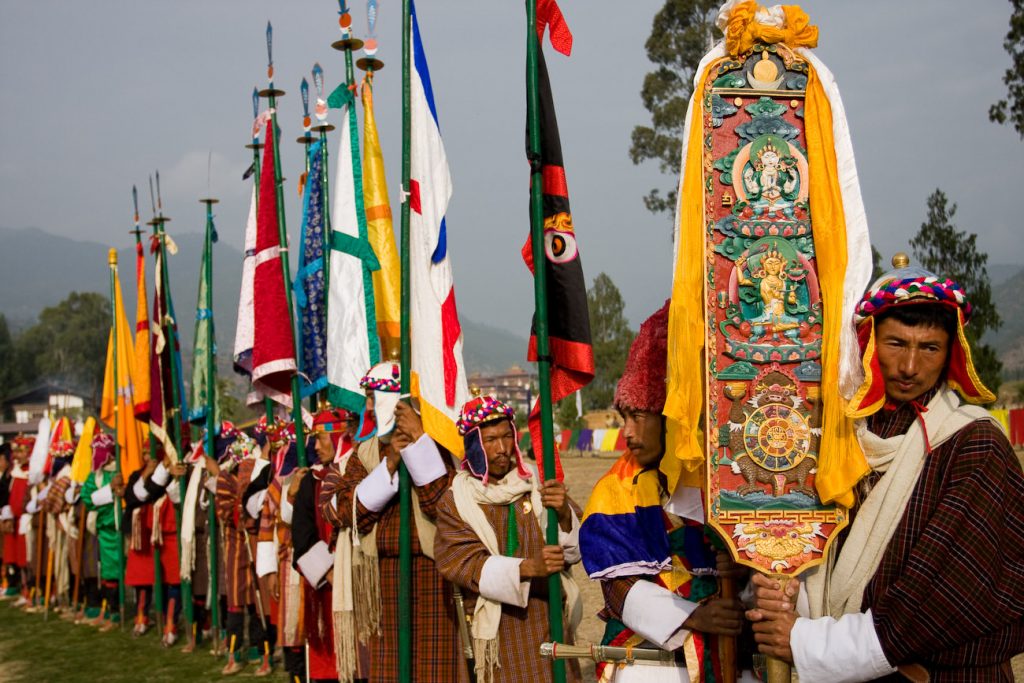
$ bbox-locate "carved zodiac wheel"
[742,403,811,472]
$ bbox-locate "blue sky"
[1,1,1020,334]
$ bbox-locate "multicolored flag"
[362,72,401,359]
[294,138,329,398]
[101,260,148,477]
[326,75,380,412]
[522,6,594,480]
[148,236,189,462]
[133,241,152,419]
[251,118,299,406]
[408,0,470,457]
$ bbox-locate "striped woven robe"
[434,486,582,683]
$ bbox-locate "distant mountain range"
[2,226,1021,380]
[0,226,529,378]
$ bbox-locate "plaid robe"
[326,444,468,683]
[434,487,582,683]
[259,474,304,647]
[215,458,258,608]
[855,388,1024,681]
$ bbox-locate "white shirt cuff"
[245,490,267,520]
[791,610,896,683]
[256,540,277,578]
[280,495,294,525]
[0,505,12,521]
[132,477,150,502]
[25,499,39,515]
[296,540,333,588]
[167,480,181,505]
[251,458,269,481]
[400,434,447,487]
[151,463,170,487]
[558,508,582,564]
[355,459,399,512]
[65,483,79,505]
[203,477,218,495]
[479,555,530,607]
[91,485,114,507]
[621,580,700,650]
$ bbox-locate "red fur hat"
[614,300,670,413]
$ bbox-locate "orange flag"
[101,249,148,477]
[132,241,152,419]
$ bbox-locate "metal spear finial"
[266,21,274,82]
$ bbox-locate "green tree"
[554,395,583,433]
[630,0,722,216]
[870,244,884,282]
[14,292,110,406]
[586,273,635,411]
[909,189,1002,396]
[989,0,1024,138]
[216,378,248,424]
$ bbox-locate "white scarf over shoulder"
[806,386,998,617]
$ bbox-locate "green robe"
[82,469,121,581]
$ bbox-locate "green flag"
[188,207,219,427]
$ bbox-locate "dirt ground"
[561,450,1024,682]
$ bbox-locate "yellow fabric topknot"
[724,2,818,58]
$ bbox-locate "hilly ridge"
[0,226,528,377]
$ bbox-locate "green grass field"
[0,605,237,682]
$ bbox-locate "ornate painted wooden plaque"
[701,44,847,576]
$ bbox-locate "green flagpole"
[399,0,413,679]
[247,87,277,429]
[131,187,165,636]
[150,175,181,639]
[259,21,308,468]
[107,248,127,631]
[197,197,220,649]
[525,1,566,680]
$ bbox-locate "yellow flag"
[362,72,402,359]
[70,417,96,484]
[101,252,149,477]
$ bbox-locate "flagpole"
[245,90,278,429]
[259,21,308,468]
[108,248,128,630]
[525,0,566,679]
[132,211,166,637]
[398,0,414,679]
[198,194,219,651]
[295,78,318,411]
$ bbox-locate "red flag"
[251,119,297,405]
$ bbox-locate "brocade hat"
[457,395,528,484]
[12,434,36,452]
[312,405,355,459]
[847,255,994,417]
[614,300,670,413]
[357,361,402,440]
[91,432,116,471]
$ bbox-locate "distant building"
[582,409,621,430]
[1,381,88,442]
[467,365,536,417]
